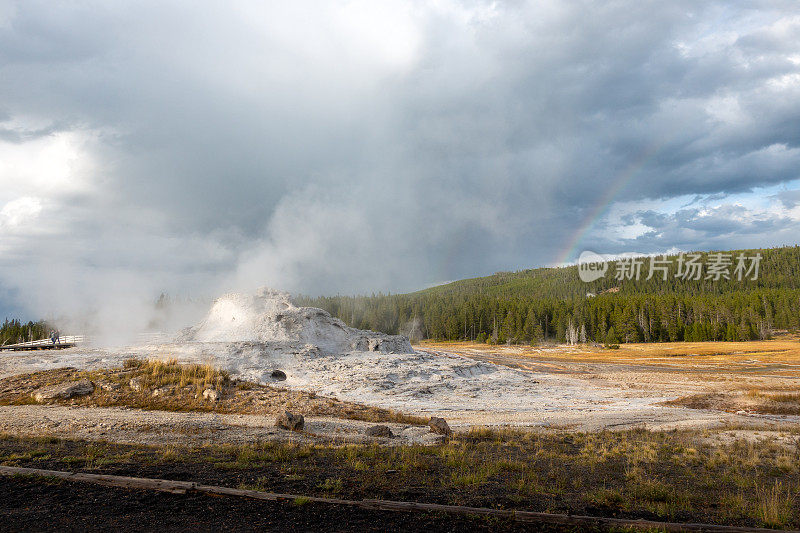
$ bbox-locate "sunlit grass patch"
[123,358,230,395]
[754,480,795,528]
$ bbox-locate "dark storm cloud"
[0,1,799,322]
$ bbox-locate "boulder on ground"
[129,378,142,392]
[350,335,413,353]
[270,369,287,381]
[202,388,220,402]
[33,380,95,402]
[428,417,452,436]
[275,411,304,431]
[365,425,393,438]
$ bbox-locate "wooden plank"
[0,465,77,479]
[0,465,792,532]
[355,499,783,532]
[0,466,194,494]
[70,473,194,494]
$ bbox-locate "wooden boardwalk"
[0,335,85,351]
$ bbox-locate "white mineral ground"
[1,288,798,445]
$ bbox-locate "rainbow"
[556,142,666,265]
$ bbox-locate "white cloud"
[0,196,42,228]
[0,128,96,203]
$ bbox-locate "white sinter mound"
[164,288,574,415]
[0,288,673,428]
[180,288,413,354]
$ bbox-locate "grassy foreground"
[1,427,798,529]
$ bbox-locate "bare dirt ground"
[0,337,798,447]
[0,405,441,447]
[0,361,435,447]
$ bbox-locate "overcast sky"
[1,1,799,323]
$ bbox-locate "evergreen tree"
[296,246,800,346]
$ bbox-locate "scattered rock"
[402,426,447,445]
[428,417,451,436]
[202,388,220,402]
[365,425,393,438]
[426,434,448,444]
[270,370,287,381]
[99,382,120,392]
[129,378,142,392]
[33,380,95,402]
[275,410,304,431]
[152,387,173,397]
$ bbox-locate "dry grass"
[755,480,796,528]
[748,389,800,404]
[420,333,800,368]
[122,358,230,396]
[667,387,800,416]
[1,426,798,528]
[0,360,427,425]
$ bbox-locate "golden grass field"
[419,334,800,417]
[420,333,800,368]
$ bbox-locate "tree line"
[0,318,51,346]
[297,246,800,345]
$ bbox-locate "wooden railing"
[0,335,86,351]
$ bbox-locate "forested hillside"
[298,247,800,344]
